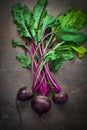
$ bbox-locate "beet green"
[11,0,87,95]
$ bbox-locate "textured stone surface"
[0,0,87,130]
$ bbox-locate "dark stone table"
[0,0,87,130]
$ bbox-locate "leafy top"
[11,0,87,72]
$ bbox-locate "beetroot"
[52,91,68,104]
[31,95,51,115]
[17,86,34,101]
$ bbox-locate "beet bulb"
[17,86,34,101]
[31,95,51,115]
[52,91,68,104]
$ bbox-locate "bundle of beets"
[11,0,87,126]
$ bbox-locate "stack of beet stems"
[25,27,61,95]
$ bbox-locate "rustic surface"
[0,0,87,130]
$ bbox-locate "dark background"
[0,0,87,130]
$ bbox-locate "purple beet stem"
[25,29,61,95]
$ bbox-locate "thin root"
[15,99,22,128]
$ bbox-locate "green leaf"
[11,3,31,37]
[55,44,71,51]
[44,50,57,62]
[12,40,27,48]
[33,0,47,29]
[71,45,87,58]
[49,44,74,72]
[61,51,74,60]
[31,0,47,42]
[55,47,74,60]
[49,58,63,72]
[36,10,55,41]
[57,26,87,45]
[49,50,74,72]
[42,14,55,30]
[58,6,87,30]
[16,53,31,68]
